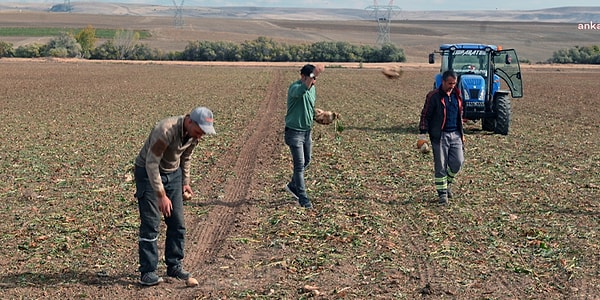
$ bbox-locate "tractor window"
[494,49,523,98]
[494,53,514,68]
[441,50,489,76]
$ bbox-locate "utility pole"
[64,0,72,12]
[365,0,401,45]
[173,0,184,28]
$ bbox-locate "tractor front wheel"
[482,117,495,132]
[482,99,495,132]
[494,94,511,135]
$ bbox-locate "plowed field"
[0,58,598,299]
[3,7,599,298]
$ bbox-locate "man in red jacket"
[419,70,465,205]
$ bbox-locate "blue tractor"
[429,44,523,135]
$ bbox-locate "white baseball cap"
[190,106,216,135]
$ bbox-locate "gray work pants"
[431,131,464,194]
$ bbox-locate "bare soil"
[0,10,598,300]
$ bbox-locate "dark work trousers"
[134,166,185,274]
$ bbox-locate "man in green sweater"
[134,106,215,286]
[284,64,323,209]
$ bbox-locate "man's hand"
[314,64,325,76]
[417,134,430,154]
[158,194,173,217]
[182,185,193,201]
[417,134,428,147]
[303,64,324,89]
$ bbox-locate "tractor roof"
[439,43,498,51]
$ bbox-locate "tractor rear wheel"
[494,94,511,135]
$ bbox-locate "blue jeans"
[134,166,186,274]
[284,127,312,206]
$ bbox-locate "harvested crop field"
[0,58,598,299]
[2,6,599,299]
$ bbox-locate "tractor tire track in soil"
[403,216,438,297]
[182,69,286,293]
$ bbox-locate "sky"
[6,0,600,10]
[111,0,599,10]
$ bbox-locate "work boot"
[284,183,299,200]
[139,272,164,286]
[299,198,313,209]
[447,184,453,199]
[438,193,448,205]
[167,265,191,281]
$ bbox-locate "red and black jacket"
[418,87,464,142]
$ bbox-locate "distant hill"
[1,2,598,23]
[399,7,600,23]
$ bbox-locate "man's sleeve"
[419,90,436,134]
[145,129,169,196]
[180,142,197,186]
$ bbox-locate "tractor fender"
[491,74,502,95]
[493,90,510,97]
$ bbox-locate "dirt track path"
[173,69,286,297]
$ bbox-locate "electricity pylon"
[173,0,184,28]
[64,0,72,12]
[365,0,401,45]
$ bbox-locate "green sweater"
[285,80,316,131]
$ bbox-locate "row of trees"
[0,25,406,63]
[179,37,405,63]
[549,45,600,64]
[3,25,598,64]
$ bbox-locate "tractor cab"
[429,43,523,135]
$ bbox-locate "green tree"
[15,43,46,58]
[182,40,219,61]
[46,32,81,58]
[90,40,119,60]
[241,36,278,61]
[287,44,310,61]
[550,48,571,63]
[377,43,406,62]
[310,41,338,61]
[113,29,140,60]
[213,41,241,61]
[129,43,164,60]
[75,25,97,59]
[551,45,600,64]
[0,41,14,57]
